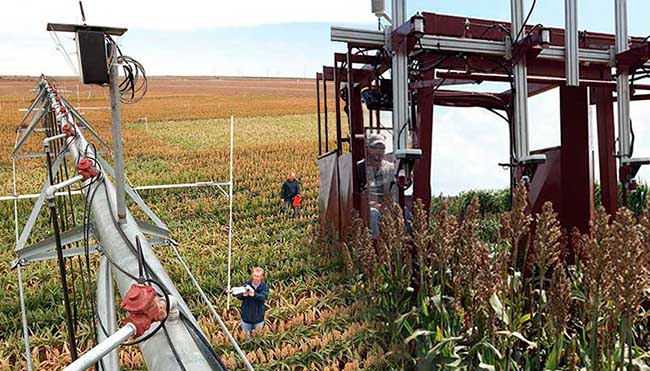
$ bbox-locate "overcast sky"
[3,0,650,194]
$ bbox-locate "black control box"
[76,30,109,85]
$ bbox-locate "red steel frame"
[316,12,650,238]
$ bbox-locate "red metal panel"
[421,54,605,80]
[347,49,366,212]
[420,12,646,48]
[592,86,618,214]
[559,85,594,238]
[436,71,617,87]
[523,147,563,217]
[413,70,434,212]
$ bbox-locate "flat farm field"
[0,76,376,371]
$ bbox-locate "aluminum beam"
[14,87,45,132]
[96,256,119,371]
[392,0,409,153]
[15,225,85,263]
[331,26,615,64]
[511,0,532,162]
[615,0,632,159]
[565,0,580,86]
[12,246,98,268]
[15,153,66,252]
[12,100,48,157]
[60,96,111,151]
[109,43,127,222]
[97,156,169,230]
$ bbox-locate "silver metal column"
[43,80,218,370]
[96,256,119,371]
[109,44,127,221]
[511,0,531,161]
[391,0,409,153]
[615,0,632,159]
[565,0,580,86]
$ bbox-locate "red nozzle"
[76,158,98,180]
[62,123,75,137]
[120,284,167,337]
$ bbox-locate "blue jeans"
[284,200,299,218]
[241,320,264,334]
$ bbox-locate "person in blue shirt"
[235,267,270,337]
[280,172,301,218]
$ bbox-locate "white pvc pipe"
[43,133,67,146]
[14,92,34,371]
[45,175,84,199]
[63,323,136,371]
[226,115,234,310]
[0,181,231,201]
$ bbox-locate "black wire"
[104,35,148,104]
[162,324,188,371]
[487,108,511,123]
[514,0,538,42]
[136,236,145,283]
[477,23,510,39]
[630,119,635,157]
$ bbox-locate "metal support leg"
[615,0,632,159]
[96,256,119,370]
[334,61,343,153]
[323,68,330,153]
[316,73,322,156]
[226,116,234,310]
[109,44,127,222]
[593,86,619,214]
[347,49,365,212]
[17,265,33,371]
[413,70,434,212]
[511,0,532,161]
[565,0,580,86]
[392,0,409,153]
[560,85,594,243]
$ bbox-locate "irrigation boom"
[9,76,250,370]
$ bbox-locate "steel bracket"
[616,43,650,74]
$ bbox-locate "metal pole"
[16,266,33,371]
[565,0,580,86]
[11,119,33,371]
[62,323,136,371]
[615,0,631,159]
[323,71,329,153]
[109,43,127,222]
[392,0,409,153]
[334,60,343,153]
[47,196,79,360]
[511,0,531,161]
[96,256,119,370]
[226,115,234,310]
[316,74,322,156]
